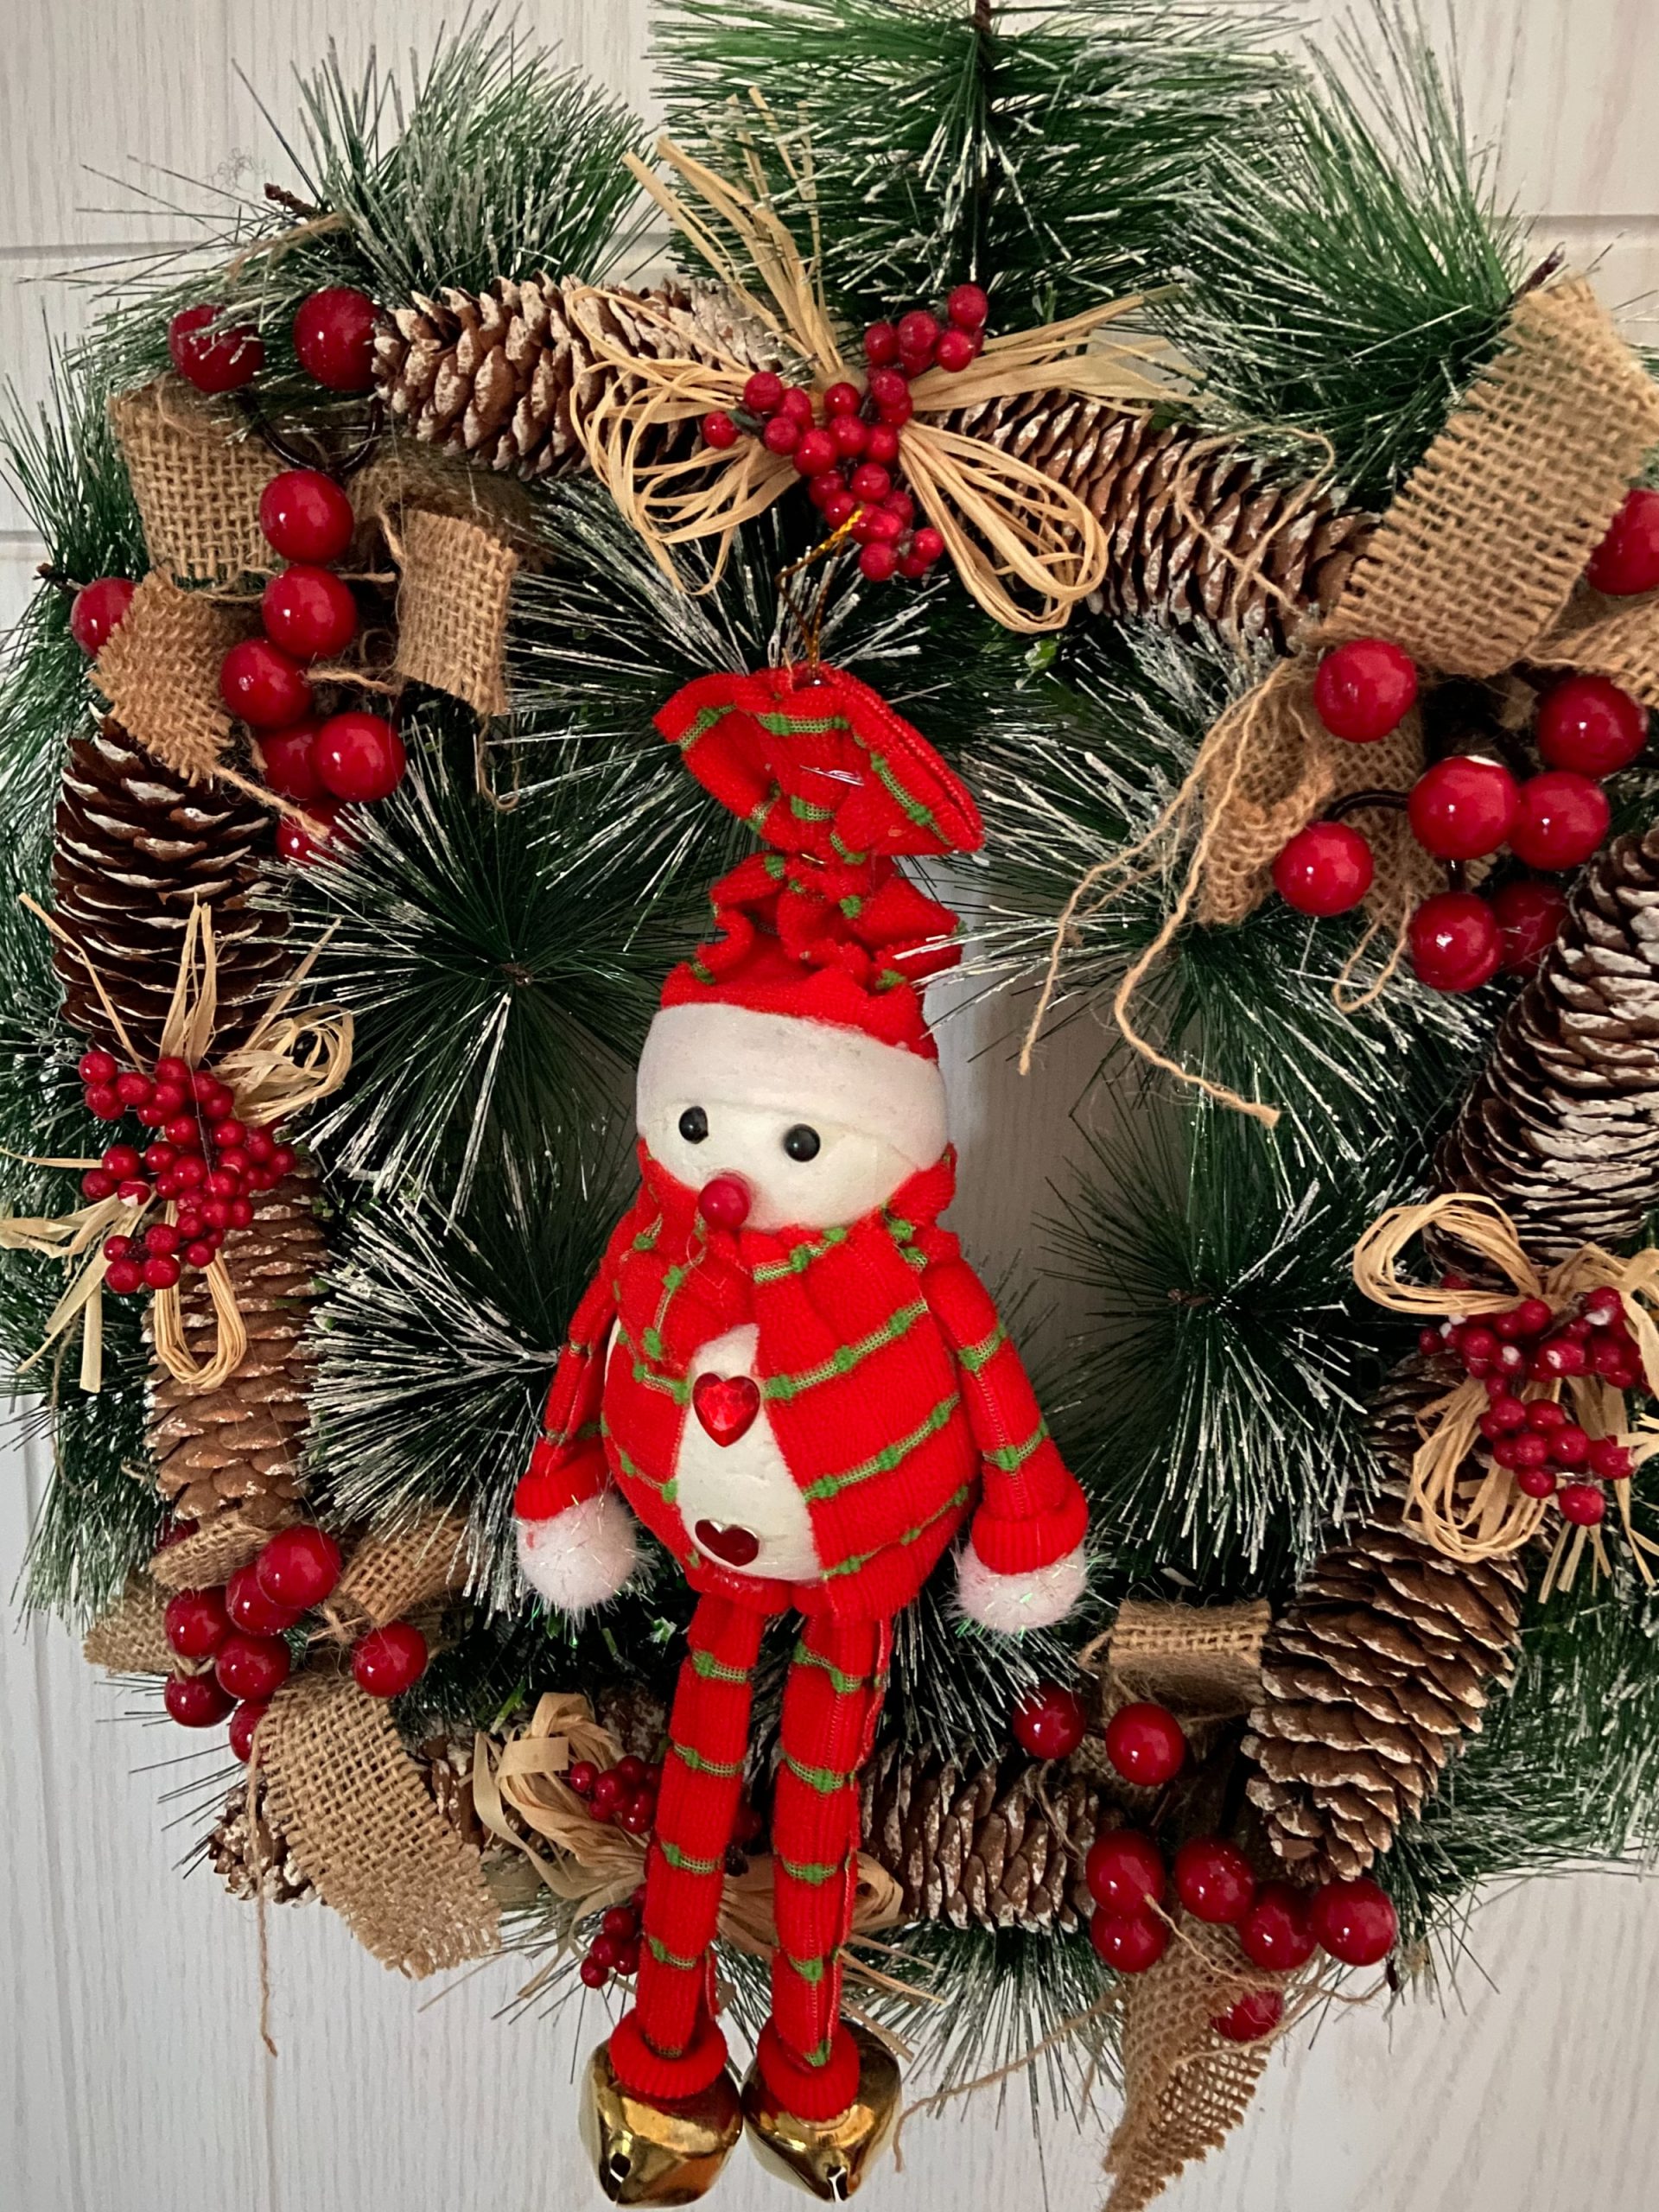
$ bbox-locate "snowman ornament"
[514,665,1088,2202]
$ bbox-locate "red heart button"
[693,1519,761,1568]
[692,1371,760,1447]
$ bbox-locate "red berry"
[822,382,861,418]
[821,490,857,530]
[866,423,899,467]
[1508,771,1610,871]
[1103,1700,1186,1787]
[102,1234,133,1262]
[946,283,990,331]
[612,1936,641,1978]
[762,414,800,455]
[1508,1296,1553,1339]
[257,1524,342,1611]
[1173,1837,1256,1925]
[101,1144,141,1178]
[1535,674,1648,778]
[1586,487,1659,595]
[701,410,739,449]
[313,712,406,803]
[601,1904,639,1941]
[792,427,839,477]
[261,566,358,661]
[858,543,898,582]
[807,468,846,511]
[1408,892,1502,993]
[1559,1483,1607,1526]
[616,1789,657,1836]
[877,389,914,427]
[104,1257,143,1294]
[215,1631,292,1702]
[115,1070,152,1107]
[85,1084,122,1122]
[351,1621,428,1698]
[1308,1877,1397,1965]
[1090,1909,1170,1974]
[292,286,379,392]
[614,1756,647,1789]
[78,1050,118,1086]
[1011,1682,1088,1761]
[567,1761,598,1798]
[69,576,136,655]
[830,414,869,460]
[742,371,785,416]
[142,1255,180,1290]
[163,1586,231,1660]
[589,1770,626,1822]
[165,1673,236,1728]
[1532,1337,1587,1379]
[1085,1830,1166,1916]
[211,1117,246,1150]
[935,327,976,374]
[896,308,940,360]
[1407,755,1519,861]
[258,469,355,564]
[1589,1437,1634,1480]
[226,1560,304,1636]
[219,638,313,730]
[1491,878,1568,975]
[1483,1395,1529,1433]
[151,1084,187,1119]
[1211,1989,1285,2044]
[881,488,915,525]
[1549,1423,1590,1467]
[1239,1881,1317,1971]
[1312,638,1418,742]
[863,322,899,366]
[1515,1468,1558,1498]
[227,1700,271,1763]
[779,387,814,424]
[867,368,909,411]
[163,1113,201,1148]
[578,1955,610,1990]
[185,1241,215,1269]
[589,1932,621,1973]
[911,526,945,568]
[168,304,264,394]
[276,803,342,867]
[1583,1287,1624,1326]
[1272,820,1375,916]
[269,1146,297,1179]
[849,462,892,505]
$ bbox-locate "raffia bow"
[1021,276,1659,1118]
[0,899,350,1394]
[1353,1192,1659,1591]
[472,1691,906,1961]
[564,132,1168,635]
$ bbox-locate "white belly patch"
[671,1324,820,1582]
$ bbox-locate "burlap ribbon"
[1,901,350,1395]
[1353,1190,1659,1587]
[569,135,1167,635]
[1021,277,1659,1116]
[83,1575,176,1674]
[473,1691,906,1958]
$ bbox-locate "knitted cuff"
[968,1486,1089,1575]
[513,1438,606,1522]
[608,2008,729,2102]
[755,2018,862,2123]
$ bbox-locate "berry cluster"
[567,1750,663,1840]
[162,1522,428,1749]
[239,467,407,863]
[1084,1822,1398,2035]
[1011,1685,1190,1787]
[698,285,990,584]
[578,1888,647,1993]
[166,285,380,398]
[77,1048,296,1291]
[1424,1286,1649,1529]
[1274,489,1659,992]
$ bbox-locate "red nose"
[697,1174,752,1230]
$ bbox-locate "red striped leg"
[609,1592,766,2101]
[760,1615,890,2121]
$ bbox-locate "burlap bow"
[1022,277,1659,1119]
[566,134,1168,634]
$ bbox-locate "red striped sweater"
[515,1148,1087,1622]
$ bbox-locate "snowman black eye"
[782,1123,821,1162]
[678,1106,709,1144]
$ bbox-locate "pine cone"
[938,393,1372,651]
[148,1166,326,1529]
[373,278,783,480]
[1434,823,1659,1262]
[859,1742,1103,1932]
[207,1777,315,1904]
[1243,1363,1526,1883]
[52,717,287,1062]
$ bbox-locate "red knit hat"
[654,665,983,1058]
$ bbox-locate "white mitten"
[515,1491,639,1615]
[955,1541,1087,1632]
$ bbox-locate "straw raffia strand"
[572,134,1167,632]
[473,1692,905,1959]
[1354,1192,1659,1578]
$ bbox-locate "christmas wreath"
[8,6,1659,2206]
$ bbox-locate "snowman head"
[641,663,982,1232]
[637,1001,947,1232]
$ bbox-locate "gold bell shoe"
[740,2025,902,2202]
[580,2044,743,2206]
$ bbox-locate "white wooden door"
[4,5,1659,2208]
